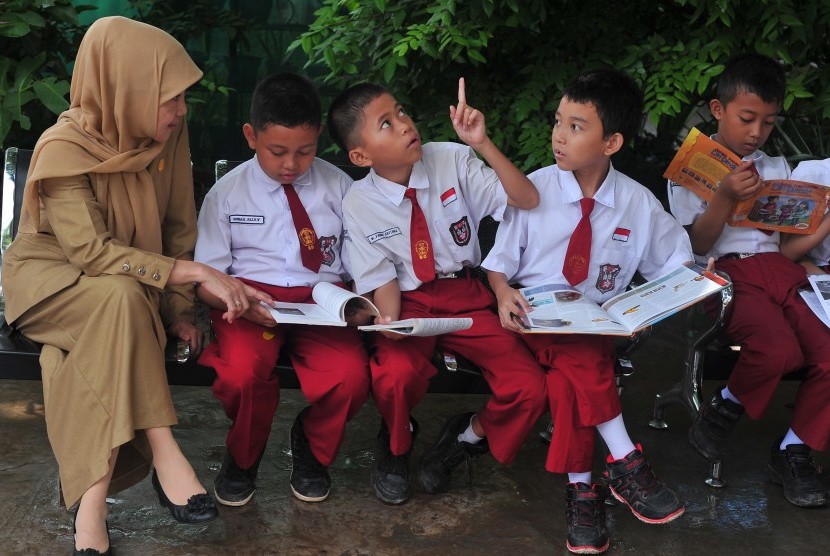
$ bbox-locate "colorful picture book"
[664,127,827,234]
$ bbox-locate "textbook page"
[807,274,830,325]
[359,317,473,337]
[518,263,728,336]
[262,282,379,326]
[799,289,830,329]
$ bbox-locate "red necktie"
[563,197,595,286]
[282,183,322,273]
[404,187,435,283]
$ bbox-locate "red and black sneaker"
[565,482,609,554]
[604,445,684,525]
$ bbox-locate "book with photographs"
[262,282,472,336]
[664,127,826,235]
[799,274,830,329]
[516,262,729,336]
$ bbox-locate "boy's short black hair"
[327,82,389,151]
[250,73,321,131]
[562,68,644,145]
[716,53,786,107]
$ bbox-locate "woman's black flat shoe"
[151,470,219,524]
[72,505,113,556]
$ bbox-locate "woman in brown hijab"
[1,16,269,554]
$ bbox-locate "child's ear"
[603,132,624,157]
[349,147,372,167]
[242,123,257,150]
[710,99,724,121]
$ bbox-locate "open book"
[516,262,730,336]
[261,282,472,336]
[664,127,827,235]
[799,274,830,329]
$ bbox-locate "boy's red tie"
[282,183,322,272]
[563,197,595,286]
[404,187,435,282]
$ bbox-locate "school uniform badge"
[441,187,458,206]
[612,227,630,242]
[596,263,621,294]
[319,235,337,266]
[449,216,471,246]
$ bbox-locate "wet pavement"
[1,316,829,555]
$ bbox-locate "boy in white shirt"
[484,69,690,554]
[195,73,371,507]
[669,53,830,509]
[328,79,547,505]
[779,158,830,274]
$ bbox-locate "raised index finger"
[458,77,466,104]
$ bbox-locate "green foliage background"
[292,0,830,194]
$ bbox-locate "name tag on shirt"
[367,227,402,244]
[229,215,265,224]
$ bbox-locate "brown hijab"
[18,16,203,253]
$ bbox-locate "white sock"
[721,386,742,405]
[596,413,636,461]
[457,416,484,444]
[780,428,804,450]
[568,472,592,485]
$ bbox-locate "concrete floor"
[1,318,828,555]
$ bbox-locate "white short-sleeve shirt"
[195,156,352,287]
[667,148,791,260]
[791,159,830,265]
[342,142,509,294]
[482,163,693,304]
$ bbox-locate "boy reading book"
[667,53,830,509]
[483,68,691,554]
[195,73,371,506]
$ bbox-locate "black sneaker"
[604,445,685,524]
[768,439,829,508]
[565,483,609,555]
[418,412,489,495]
[688,389,744,462]
[290,407,331,503]
[371,418,419,505]
[214,450,262,507]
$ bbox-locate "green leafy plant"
[0,0,92,149]
[291,0,830,192]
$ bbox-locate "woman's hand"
[169,320,203,355]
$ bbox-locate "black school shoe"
[214,450,263,507]
[290,407,332,502]
[418,412,489,494]
[768,439,829,508]
[565,483,609,555]
[604,445,685,524]
[372,417,419,505]
[688,389,744,462]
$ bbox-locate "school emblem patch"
[596,263,621,294]
[449,216,471,246]
[319,235,337,266]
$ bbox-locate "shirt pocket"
[434,207,476,260]
[589,244,638,299]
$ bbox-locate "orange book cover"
[665,128,827,234]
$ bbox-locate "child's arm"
[366,278,405,341]
[487,270,532,333]
[450,78,539,210]
[687,159,762,255]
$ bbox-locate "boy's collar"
[369,160,428,205]
[252,153,313,191]
[557,163,617,208]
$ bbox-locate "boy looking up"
[668,53,830,508]
[328,79,547,505]
[483,69,690,554]
[195,73,371,507]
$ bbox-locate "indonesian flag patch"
[612,227,630,242]
[440,187,458,207]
